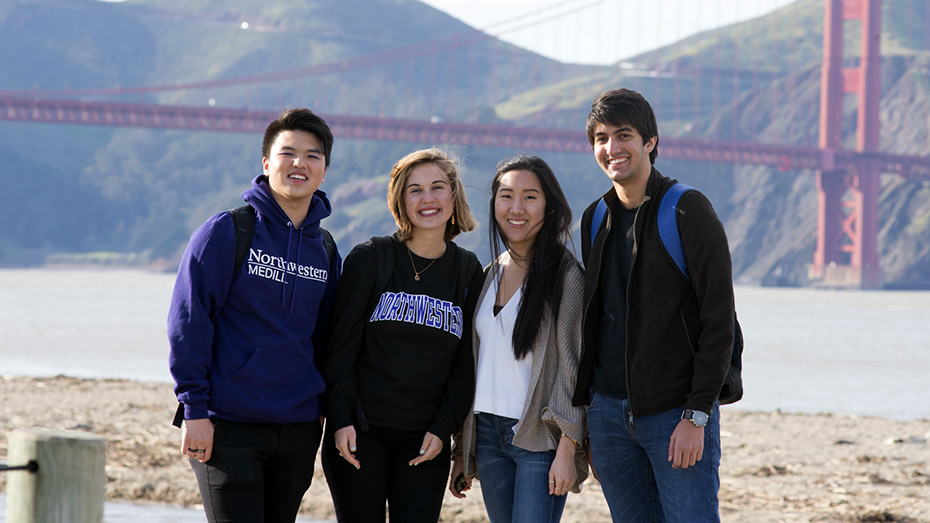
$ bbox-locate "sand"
[1,376,928,522]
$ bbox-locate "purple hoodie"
[168,175,341,423]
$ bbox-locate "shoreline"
[5,263,930,291]
[1,376,928,522]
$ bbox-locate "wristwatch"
[681,409,709,428]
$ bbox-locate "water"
[1,269,929,519]
[0,269,334,522]
[2,268,928,420]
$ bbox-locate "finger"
[420,443,441,462]
[335,435,360,469]
[348,431,358,455]
[410,434,439,465]
[180,431,191,456]
[548,477,556,496]
[342,447,360,469]
[418,433,433,459]
[186,443,209,459]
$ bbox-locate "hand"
[668,419,704,469]
[586,437,598,481]
[334,425,361,470]
[549,437,577,496]
[409,432,443,466]
[181,418,214,463]
[448,456,473,499]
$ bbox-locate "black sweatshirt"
[324,236,483,441]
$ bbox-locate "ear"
[645,136,657,153]
[261,156,269,175]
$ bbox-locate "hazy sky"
[420,0,797,65]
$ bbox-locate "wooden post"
[6,428,107,523]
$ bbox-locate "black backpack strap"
[319,227,336,268]
[369,235,394,301]
[175,204,254,429]
[230,205,256,279]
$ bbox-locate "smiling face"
[494,169,546,255]
[593,121,656,190]
[403,162,454,236]
[261,129,327,210]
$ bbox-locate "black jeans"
[321,423,450,523]
[190,417,323,523]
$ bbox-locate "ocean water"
[1,268,928,420]
[1,268,929,520]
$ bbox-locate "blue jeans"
[475,413,567,523]
[586,392,721,523]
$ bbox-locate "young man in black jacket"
[572,88,735,522]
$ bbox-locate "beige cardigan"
[456,252,589,492]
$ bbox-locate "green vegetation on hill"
[1,0,928,287]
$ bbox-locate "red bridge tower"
[810,0,883,288]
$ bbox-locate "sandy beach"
[1,375,928,522]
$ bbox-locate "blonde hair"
[387,148,477,242]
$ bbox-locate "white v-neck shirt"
[473,276,533,420]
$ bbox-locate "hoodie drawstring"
[290,229,304,314]
[281,223,305,313]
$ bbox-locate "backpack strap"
[231,205,336,276]
[176,204,255,428]
[589,198,608,249]
[230,205,256,279]
[657,183,743,404]
[656,183,695,281]
[319,227,336,268]
[369,235,395,306]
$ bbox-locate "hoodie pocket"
[216,348,324,421]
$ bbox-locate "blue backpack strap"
[589,198,608,248]
[658,183,744,404]
[657,183,695,281]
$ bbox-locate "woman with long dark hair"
[450,154,587,523]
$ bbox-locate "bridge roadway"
[2,96,928,180]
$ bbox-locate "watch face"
[692,411,709,427]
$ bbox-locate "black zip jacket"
[571,168,735,417]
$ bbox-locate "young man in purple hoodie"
[168,108,341,522]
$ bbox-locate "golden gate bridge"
[2,0,929,289]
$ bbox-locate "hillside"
[1,0,929,287]
[0,0,598,263]
[498,0,930,287]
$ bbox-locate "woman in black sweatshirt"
[322,148,483,522]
